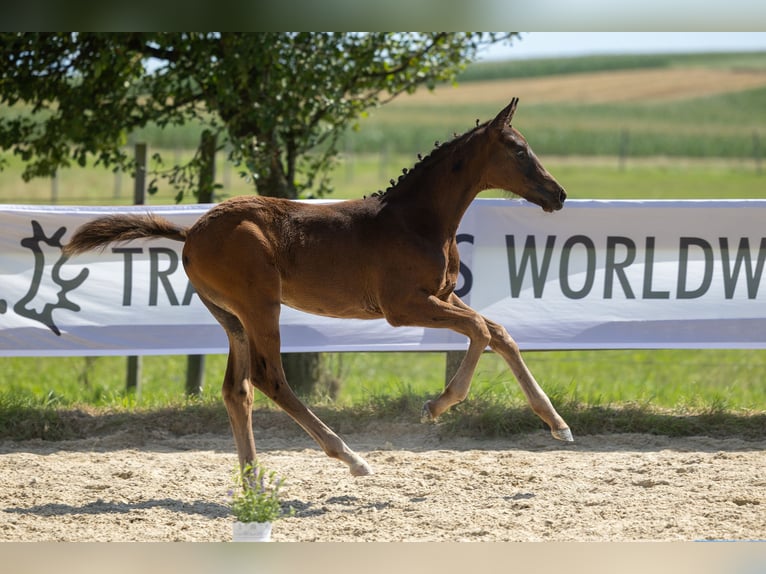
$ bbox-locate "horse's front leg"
[448,294,573,442]
[383,294,491,420]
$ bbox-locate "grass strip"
[1,393,762,444]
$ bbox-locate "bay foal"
[65,99,572,476]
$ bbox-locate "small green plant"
[228,462,293,524]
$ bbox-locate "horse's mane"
[365,118,489,201]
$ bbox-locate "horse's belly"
[281,284,382,321]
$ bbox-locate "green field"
[1,51,765,441]
[342,85,766,159]
[1,347,764,441]
[2,152,763,205]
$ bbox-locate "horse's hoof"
[420,401,435,423]
[551,427,574,442]
[350,459,373,476]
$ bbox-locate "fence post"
[222,145,231,190]
[126,143,147,396]
[344,134,354,183]
[444,350,463,387]
[618,129,629,171]
[379,142,390,184]
[113,166,122,200]
[51,170,59,204]
[185,130,217,396]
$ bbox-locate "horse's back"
[182,195,386,319]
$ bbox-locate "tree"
[0,32,517,395]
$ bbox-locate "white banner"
[1,199,764,356]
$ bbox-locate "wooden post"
[51,170,59,204]
[344,134,354,183]
[618,129,629,171]
[185,130,217,396]
[126,143,147,396]
[444,350,463,386]
[379,142,390,183]
[126,356,142,398]
[134,143,147,205]
[196,130,217,203]
[113,167,122,200]
[222,146,231,190]
[186,354,205,397]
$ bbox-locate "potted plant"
[228,462,293,542]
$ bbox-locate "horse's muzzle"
[543,187,566,212]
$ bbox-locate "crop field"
[347,71,766,158]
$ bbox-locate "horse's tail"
[63,213,188,257]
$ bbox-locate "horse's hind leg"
[200,297,257,468]
[222,345,255,468]
[240,302,373,476]
[222,336,258,468]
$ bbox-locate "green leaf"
[0,32,517,201]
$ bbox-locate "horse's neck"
[384,142,485,239]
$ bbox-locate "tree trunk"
[281,352,322,398]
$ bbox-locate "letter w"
[506,235,556,298]
[720,237,766,299]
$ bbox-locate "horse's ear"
[491,98,519,130]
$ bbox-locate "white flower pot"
[232,521,272,542]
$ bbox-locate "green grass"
[550,159,765,200]
[0,148,256,205]
[1,349,764,441]
[332,154,766,201]
[3,349,765,413]
[1,152,763,205]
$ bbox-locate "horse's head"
[483,98,566,213]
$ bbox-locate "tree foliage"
[0,32,517,200]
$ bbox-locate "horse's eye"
[516,149,528,160]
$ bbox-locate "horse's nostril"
[559,189,567,203]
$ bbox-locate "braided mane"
[365,117,489,201]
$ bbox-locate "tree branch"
[123,33,182,64]
[366,33,449,79]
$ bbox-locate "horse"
[64,98,572,477]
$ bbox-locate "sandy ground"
[0,416,763,542]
